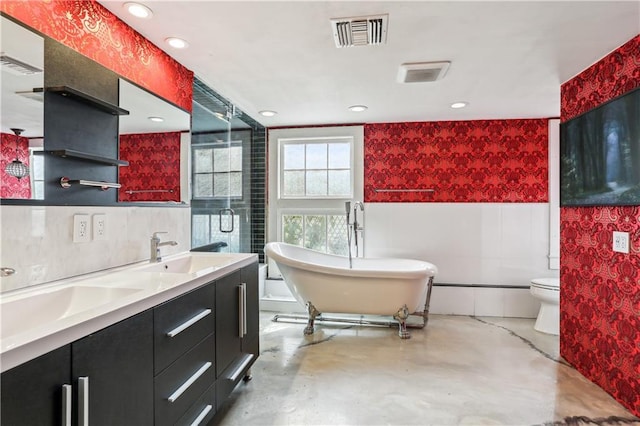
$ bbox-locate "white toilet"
[530,278,560,335]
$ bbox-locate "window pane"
[283,215,303,246]
[229,171,242,197]
[213,172,229,197]
[327,215,348,256]
[32,155,44,179]
[194,149,213,173]
[328,170,350,196]
[304,215,326,251]
[213,147,230,172]
[306,170,327,196]
[229,146,242,171]
[306,144,327,169]
[328,143,350,168]
[194,174,213,197]
[283,144,304,169]
[283,170,304,196]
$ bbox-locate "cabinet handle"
[62,384,72,426]
[166,309,212,338]
[238,284,244,338]
[190,404,213,426]
[229,354,255,382]
[78,376,89,426]
[242,283,247,336]
[167,362,212,403]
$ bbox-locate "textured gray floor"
[212,313,639,426]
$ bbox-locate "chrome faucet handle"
[152,231,168,240]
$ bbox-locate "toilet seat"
[531,278,559,291]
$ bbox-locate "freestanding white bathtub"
[264,242,438,339]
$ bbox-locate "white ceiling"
[86,2,640,126]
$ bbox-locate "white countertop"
[0,251,257,373]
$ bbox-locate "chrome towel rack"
[124,189,174,194]
[60,177,121,191]
[374,188,435,193]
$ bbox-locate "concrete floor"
[211,312,640,426]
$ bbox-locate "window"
[280,139,352,198]
[193,144,243,198]
[267,126,364,277]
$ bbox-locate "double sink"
[0,252,256,372]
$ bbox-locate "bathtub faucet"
[352,202,364,258]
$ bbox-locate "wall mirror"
[1,15,45,200]
[0,13,192,205]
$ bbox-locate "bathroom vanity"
[0,252,259,425]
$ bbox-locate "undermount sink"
[139,254,239,274]
[1,286,142,339]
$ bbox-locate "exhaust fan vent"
[0,53,43,75]
[331,14,388,48]
[398,61,450,83]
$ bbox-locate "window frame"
[191,141,244,201]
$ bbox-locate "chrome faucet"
[352,202,364,257]
[150,232,178,263]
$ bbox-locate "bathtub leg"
[393,305,411,339]
[304,301,321,335]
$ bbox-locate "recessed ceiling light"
[124,2,153,19]
[348,105,368,112]
[148,116,164,122]
[165,37,189,49]
[259,110,277,117]
[450,101,468,109]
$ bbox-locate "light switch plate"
[73,214,91,243]
[613,231,629,254]
[93,214,106,240]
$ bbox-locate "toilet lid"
[531,277,559,290]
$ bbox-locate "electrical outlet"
[73,214,91,243]
[613,231,629,254]
[93,214,106,240]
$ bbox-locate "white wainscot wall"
[364,203,558,318]
[0,205,190,293]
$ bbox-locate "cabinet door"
[242,261,259,356]
[1,346,71,425]
[215,269,243,377]
[72,310,153,426]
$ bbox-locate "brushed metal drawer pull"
[78,377,89,426]
[166,309,212,338]
[62,384,72,426]
[167,361,212,403]
[190,404,213,426]
[229,354,255,382]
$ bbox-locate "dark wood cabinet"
[215,263,259,410]
[1,310,152,426]
[72,310,154,425]
[0,346,71,425]
[0,260,259,426]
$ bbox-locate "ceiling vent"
[331,14,388,48]
[0,53,43,75]
[397,61,450,83]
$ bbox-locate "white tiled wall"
[0,205,190,293]
[364,202,556,317]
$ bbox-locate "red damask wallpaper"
[560,35,640,417]
[1,132,31,199]
[0,0,193,112]
[364,119,548,203]
[118,132,181,202]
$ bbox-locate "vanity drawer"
[154,282,215,374]
[154,334,215,426]
[175,383,216,426]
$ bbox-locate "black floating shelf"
[48,149,129,166]
[46,86,130,116]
